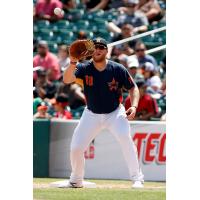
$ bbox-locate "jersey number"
[85,75,93,86]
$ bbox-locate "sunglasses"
[95,44,107,50]
[136,49,145,52]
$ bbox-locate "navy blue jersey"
[75,60,135,114]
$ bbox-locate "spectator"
[118,54,129,68]
[111,23,138,57]
[134,41,158,68]
[160,113,166,121]
[33,102,52,119]
[52,93,72,119]
[61,0,77,13]
[143,62,162,96]
[125,79,159,120]
[33,97,43,114]
[160,77,166,95]
[34,68,57,99]
[33,38,38,52]
[77,31,87,39]
[126,55,144,79]
[136,0,163,23]
[58,44,70,72]
[108,0,148,35]
[159,55,166,79]
[34,0,63,21]
[33,40,61,81]
[81,0,110,12]
[57,83,86,109]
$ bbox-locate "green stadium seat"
[122,92,129,103]
[47,42,58,53]
[34,20,50,29]
[71,106,85,119]
[54,30,75,44]
[150,117,161,121]
[151,51,166,65]
[93,18,107,29]
[58,29,74,38]
[157,95,166,113]
[51,20,69,32]
[33,24,39,33]
[68,9,85,16]
[87,24,98,32]
[142,34,163,49]
[65,9,85,21]
[33,52,37,57]
[95,30,113,42]
[36,30,54,41]
[74,30,94,39]
[75,20,90,29]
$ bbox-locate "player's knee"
[116,132,130,142]
[70,144,85,154]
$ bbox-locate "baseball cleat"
[132,181,144,189]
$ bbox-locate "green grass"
[33,178,166,200]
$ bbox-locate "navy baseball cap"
[93,37,107,48]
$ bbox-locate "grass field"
[33,178,166,200]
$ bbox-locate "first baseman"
[63,38,144,188]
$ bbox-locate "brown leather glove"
[69,39,95,61]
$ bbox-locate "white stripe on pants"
[70,104,144,184]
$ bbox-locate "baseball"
[54,7,64,16]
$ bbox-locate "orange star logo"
[108,78,119,91]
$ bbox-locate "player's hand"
[126,106,137,120]
[70,56,78,63]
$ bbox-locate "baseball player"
[63,38,144,188]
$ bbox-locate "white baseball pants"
[69,104,144,184]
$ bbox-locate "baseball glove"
[69,39,95,60]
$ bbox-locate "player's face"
[93,44,108,62]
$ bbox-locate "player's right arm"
[63,57,78,84]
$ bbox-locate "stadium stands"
[33,0,166,120]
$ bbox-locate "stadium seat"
[95,29,114,42]
[87,24,98,32]
[47,42,58,53]
[33,24,39,33]
[57,29,74,38]
[53,29,74,44]
[34,20,50,29]
[151,51,166,65]
[52,20,70,30]
[33,52,37,57]
[93,18,107,28]
[157,95,166,113]
[142,34,163,49]
[122,92,129,104]
[74,30,94,39]
[71,106,85,119]
[65,9,85,21]
[75,20,90,29]
[36,30,54,41]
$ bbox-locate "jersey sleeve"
[119,65,136,90]
[74,63,85,79]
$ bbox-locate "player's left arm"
[126,84,140,120]
[119,65,140,120]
